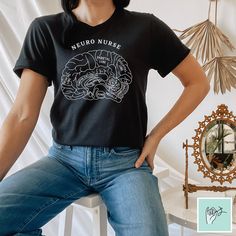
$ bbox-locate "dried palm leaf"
[175,20,235,63]
[173,0,235,63]
[203,56,236,94]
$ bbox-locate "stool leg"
[180,225,184,236]
[92,203,108,236]
[58,205,74,236]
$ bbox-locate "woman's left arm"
[135,53,210,170]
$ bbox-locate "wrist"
[148,130,162,144]
[148,129,163,142]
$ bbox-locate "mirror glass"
[201,120,236,174]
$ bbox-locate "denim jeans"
[0,141,169,236]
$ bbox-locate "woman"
[0,0,210,235]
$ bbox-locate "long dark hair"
[61,0,130,15]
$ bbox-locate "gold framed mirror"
[183,104,236,209]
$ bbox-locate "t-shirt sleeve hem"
[158,48,191,78]
[13,62,52,87]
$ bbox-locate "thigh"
[0,155,93,235]
[100,169,169,236]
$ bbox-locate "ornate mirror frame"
[183,104,236,209]
[193,104,236,183]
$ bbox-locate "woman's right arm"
[0,69,49,181]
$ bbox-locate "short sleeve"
[13,18,53,86]
[149,14,191,78]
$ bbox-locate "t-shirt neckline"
[69,7,121,31]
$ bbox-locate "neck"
[72,0,116,26]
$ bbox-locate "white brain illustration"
[61,50,132,103]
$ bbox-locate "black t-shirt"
[13,7,190,148]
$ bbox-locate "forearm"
[149,83,210,140]
[0,112,37,180]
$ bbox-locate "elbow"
[192,74,211,93]
[9,109,38,126]
[197,79,211,100]
[18,114,38,125]
[184,77,211,98]
[17,115,34,124]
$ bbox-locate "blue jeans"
[0,141,169,236]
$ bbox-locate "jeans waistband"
[51,140,139,153]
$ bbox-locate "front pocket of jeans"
[110,147,141,157]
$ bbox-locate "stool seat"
[73,193,103,208]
